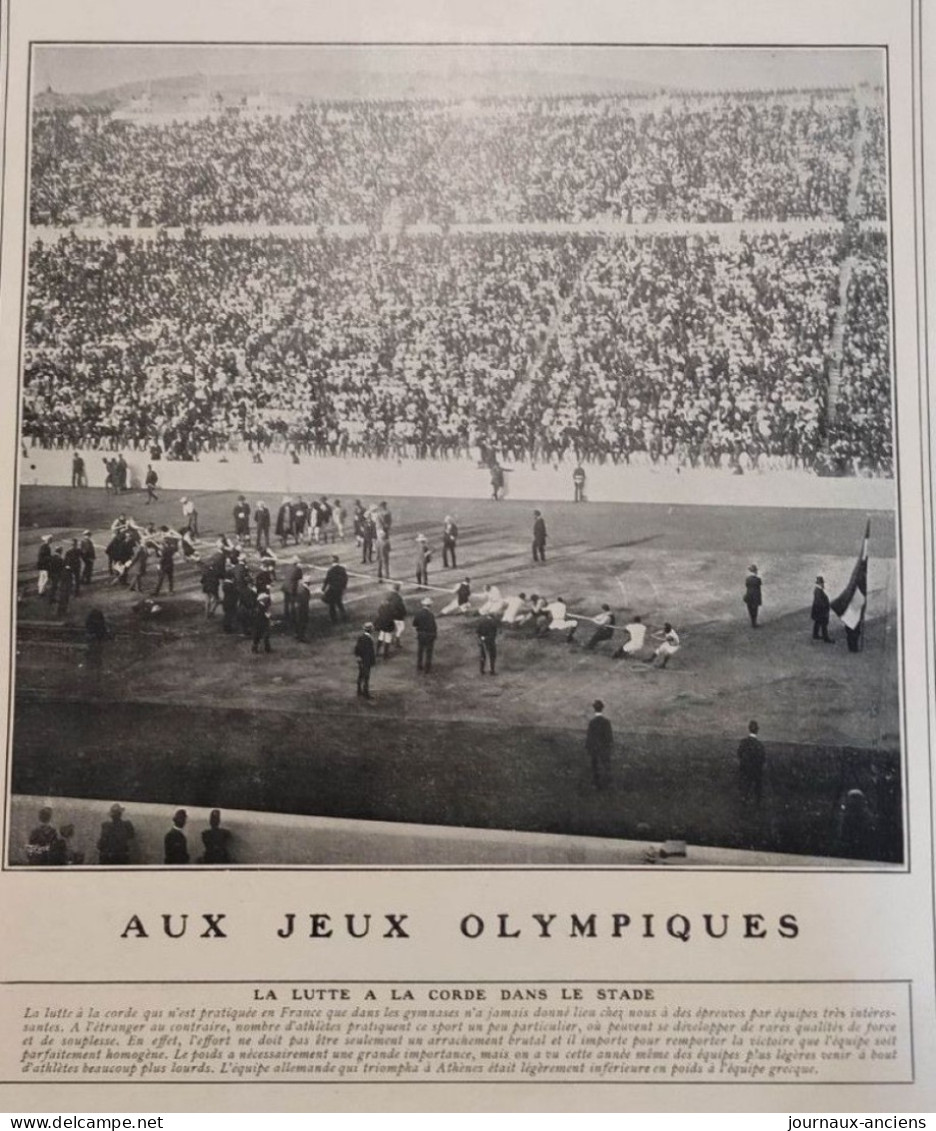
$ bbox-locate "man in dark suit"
[97,802,134,865]
[233,495,251,546]
[477,612,499,675]
[743,564,762,627]
[79,530,96,586]
[322,556,349,623]
[164,809,190,865]
[442,516,459,568]
[586,700,614,790]
[354,622,377,698]
[737,720,766,806]
[282,558,303,628]
[254,501,271,552]
[532,510,547,562]
[811,575,834,642]
[413,597,438,673]
[295,579,312,642]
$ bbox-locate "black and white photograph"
[8,42,902,869]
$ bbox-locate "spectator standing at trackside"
[26,806,58,865]
[490,462,505,501]
[585,700,614,791]
[743,564,762,628]
[71,452,87,488]
[201,809,232,864]
[532,510,547,562]
[737,720,766,807]
[413,597,438,674]
[144,464,159,504]
[442,515,459,568]
[477,611,499,675]
[165,809,190,865]
[354,621,377,699]
[811,575,834,643]
[97,802,135,865]
[573,464,586,502]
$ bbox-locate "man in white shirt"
[478,584,506,617]
[612,615,647,658]
[653,622,681,669]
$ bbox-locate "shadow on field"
[13,697,902,863]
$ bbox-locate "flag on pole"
[831,519,870,630]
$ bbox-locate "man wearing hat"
[532,509,547,562]
[586,700,614,790]
[477,609,499,675]
[97,802,135,865]
[36,535,53,596]
[743,564,762,628]
[322,555,350,623]
[79,530,96,586]
[413,597,438,673]
[415,534,432,589]
[251,592,273,654]
[165,809,190,865]
[233,495,251,547]
[811,575,834,642]
[442,515,459,569]
[354,622,378,699]
[253,500,270,552]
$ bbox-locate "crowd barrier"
[21,448,895,510]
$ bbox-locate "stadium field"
[10,485,901,863]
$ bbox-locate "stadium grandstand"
[24,74,891,475]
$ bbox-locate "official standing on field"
[354,622,377,699]
[532,510,547,562]
[586,700,614,790]
[737,720,766,806]
[743,564,762,627]
[811,576,834,642]
[477,612,499,675]
[442,516,459,568]
[413,597,438,673]
[322,555,349,623]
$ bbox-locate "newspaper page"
[0,0,933,1115]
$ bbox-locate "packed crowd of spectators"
[531,231,843,469]
[829,234,892,474]
[23,227,892,472]
[31,89,863,228]
[855,103,888,222]
[24,83,892,475]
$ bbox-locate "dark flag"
[831,520,870,652]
